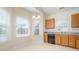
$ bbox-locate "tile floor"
[18,43,78,51]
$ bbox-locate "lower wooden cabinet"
[61,35,69,46]
[68,35,76,48]
[76,36,79,49]
[55,34,61,45]
[44,33,48,43]
[44,33,79,50]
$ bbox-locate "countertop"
[44,32,79,35]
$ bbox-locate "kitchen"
[44,7,79,50]
[1,1,79,59]
[0,7,79,51]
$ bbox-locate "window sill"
[16,35,30,38]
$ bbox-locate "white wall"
[0,7,44,50]
[0,7,33,50]
[45,8,79,33]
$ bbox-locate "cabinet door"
[55,34,61,45]
[76,36,79,49]
[50,19,55,29]
[44,33,48,43]
[72,13,79,28]
[69,35,76,48]
[45,20,47,29]
[61,35,69,46]
[45,20,48,29]
[45,20,50,29]
[45,19,55,29]
[47,20,50,28]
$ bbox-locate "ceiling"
[38,7,63,16]
[24,7,78,16]
[36,7,77,16]
[24,7,39,13]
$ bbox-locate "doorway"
[32,16,42,44]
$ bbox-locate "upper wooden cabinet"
[72,13,79,28]
[45,18,55,29]
[45,20,50,29]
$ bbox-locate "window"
[0,8,9,43]
[34,20,40,35]
[32,16,40,35]
[16,16,30,37]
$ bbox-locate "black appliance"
[48,34,55,44]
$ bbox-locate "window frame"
[16,16,30,37]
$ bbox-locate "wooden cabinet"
[45,18,55,29]
[55,34,61,45]
[76,36,79,49]
[72,13,79,28]
[44,33,79,50]
[61,35,69,46]
[68,35,76,48]
[50,19,55,28]
[45,20,50,29]
[44,33,48,43]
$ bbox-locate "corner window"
[16,16,30,37]
[0,8,9,43]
